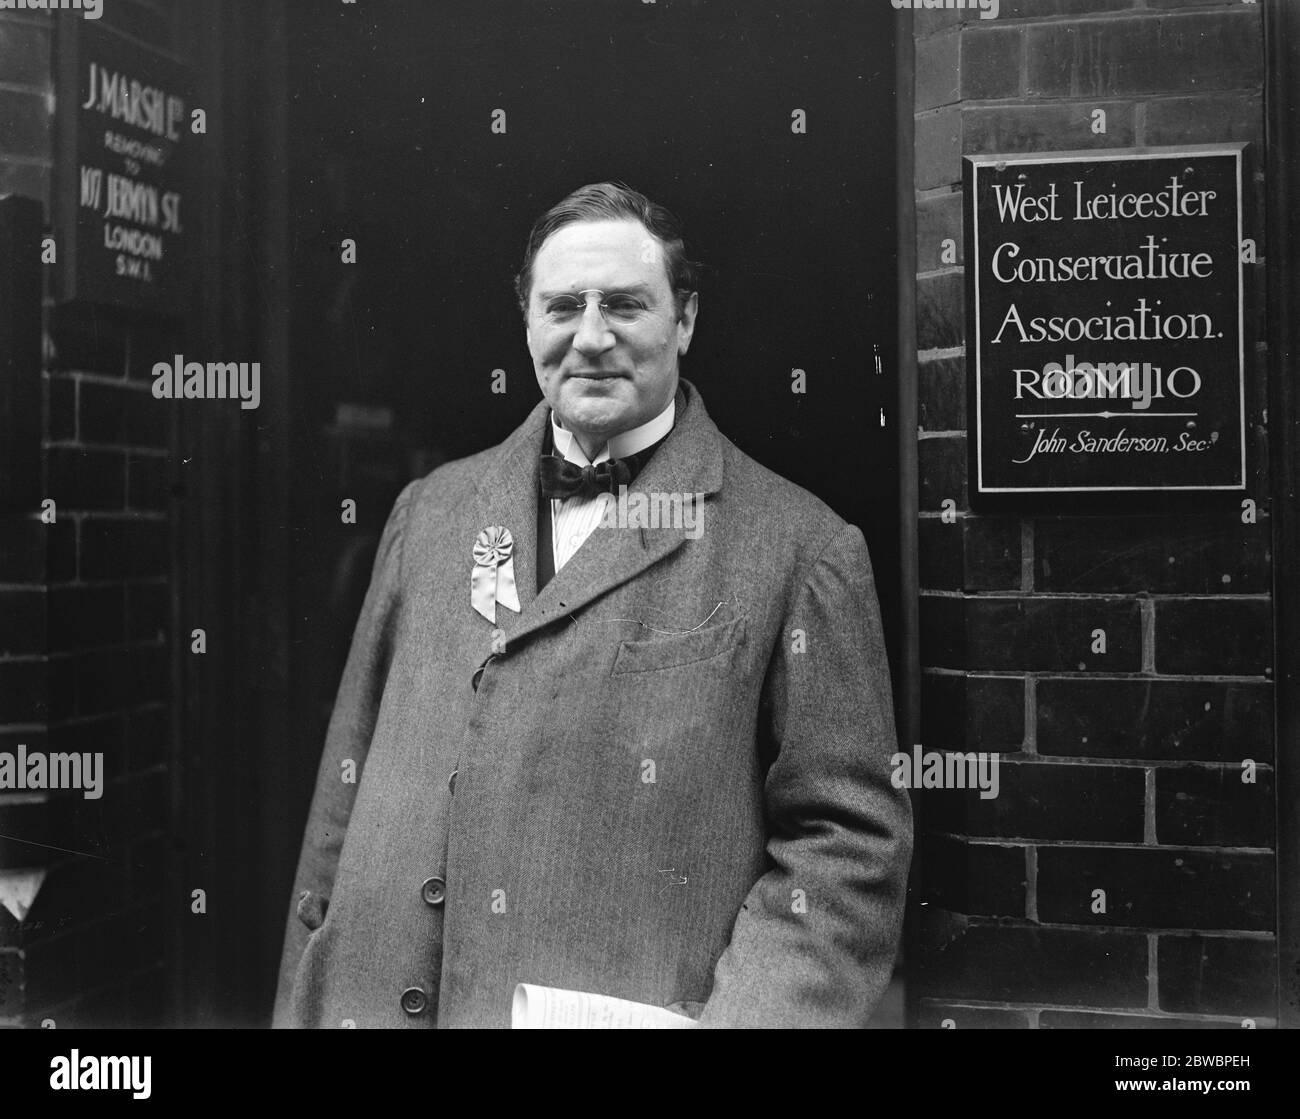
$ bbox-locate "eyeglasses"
[536,289,654,327]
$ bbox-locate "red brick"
[963,515,1020,591]
[916,270,964,350]
[1144,92,1264,145]
[46,519,76,583]
[1035,515,1270,594]
[76,643,169,714]
[916,29,960,111]
[920,834,1025,917]
[0,90,50,158]
[48,376,76,442]
[48,716,127,782]
[918,517,963,590]
[48,306,128,376]
[967,595,1142,672]
[919,435,967,511]
[963,102,1136,155]
[0,515,45,583]
[920,515,1020,592]
[0,659,46,723]
[1037,678,1273,763]
[921,671,1025,753]
[1037,847,1274,930]
[0,20,52,87]
[920,594,964,669]
[126,581,168,643]
[916,106,961,190]
[47,448,126,513]
[127,455,168,512]
[78,382,167,449]
[960,26,1022,101]
[46,654,75,721]
[125,705,168,771]
[1154,598,1272,676]
[48,584,125,650]
[80,518,169,581]
[915,192,963,272]
[0,589,44,655]
[917,354,965,432]
[70,647,152,718]
[1025,13,1263,98]
[1159,935,1276,1018]
[1155,765,1273,848]
[925,760,1144,842]
[914,923,1148,1007]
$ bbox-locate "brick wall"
[910,0,1275,1027]
[0,0,180,1029]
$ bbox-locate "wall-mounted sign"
[964,145,1246,495]
[55,19,192,316]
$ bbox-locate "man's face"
[525,219,698,449]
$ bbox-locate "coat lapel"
[468,378,725,650]
[469,399,549,632]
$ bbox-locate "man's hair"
[514,181,700,316]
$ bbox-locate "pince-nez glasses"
[537,289,652,326]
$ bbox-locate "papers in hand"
[512,983,698,1029]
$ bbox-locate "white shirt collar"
[550,396,676,467]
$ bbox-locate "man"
[274,182,912,1028]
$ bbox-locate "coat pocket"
[611,616,746,675]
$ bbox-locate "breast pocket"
[611,615,747,675]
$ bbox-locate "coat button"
[421,876,446,906]
[472,653,500,691]
[448,769,457,794]
[400,987,429,1016]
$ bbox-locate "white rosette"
[471,525,521,622]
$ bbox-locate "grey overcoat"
[273,378,912,1028]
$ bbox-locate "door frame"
[1264,0,1300,1031]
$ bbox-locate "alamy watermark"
[891,0,1000,20]
[0,745,104,800]
[0,0,102,18]
[890,746,1000,800]
[152,355,261,410]
[50,1051,150,1099]
[596,487,705,539]
[1015,353,1202,411]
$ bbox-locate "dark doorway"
[269,0,899,1022]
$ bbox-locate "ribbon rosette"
[470,525,521,623]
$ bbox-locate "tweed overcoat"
[273,378,912,1028]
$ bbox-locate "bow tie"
[538,455,635,500]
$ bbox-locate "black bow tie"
[538,455,634,500]
[539,431,669,500]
